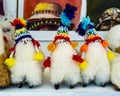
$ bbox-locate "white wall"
[0,0,17,21]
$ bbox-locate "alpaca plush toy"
[0,18,15,47]
[106,25,120,91]
[76,17,115,87]
[5,18,44,88]
[0,27,11,88]
[43,4,86,90]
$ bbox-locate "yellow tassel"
[47,43,56,52]
[34,51,44,61]
[4,57,15,68]
[78,61,87,70]
[108,50,115,60]
[71,42,78,49]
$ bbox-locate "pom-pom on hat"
[76,16,100,40]
[53,4,77,43]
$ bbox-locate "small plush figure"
[106,25,120,91]
[76,17,114,87]
[0,18,15,47]
[44,4,86,90]
[0,27,11,88]
[5,18,44,88]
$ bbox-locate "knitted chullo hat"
[12,18,33,46]
[47,4,77,52]
[5,18,44,68]
[53,4,77,43]
[76,17,115,60]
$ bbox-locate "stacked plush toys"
[5,18,44,88]
[105,25,120,91]
[76,17,115,87]
[44,4,86,90]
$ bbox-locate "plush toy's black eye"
[3,28,11,33]
[63,40,66,43]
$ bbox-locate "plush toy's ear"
[71,42,78,49]
[47,43,56,52]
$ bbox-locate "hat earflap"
[32,39,44,61]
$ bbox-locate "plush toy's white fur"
[81,42,110,86]
[0,19,14,47]
[106,25,120,51]
[0,28,5,55]
[106,25,120,90]
[10,38,43,86]
[50,40,81,86]
[111,54,120,89]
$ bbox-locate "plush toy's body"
[5,18,44,88]
[111,55,120,91]
[10,38,43,88]
[106,25,120,91]
[0,28,10,88]
[81,41,110,86]
[50,40,81,89]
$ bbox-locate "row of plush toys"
[0,4,120,91]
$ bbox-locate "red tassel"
[10,47,15,52]
[32,39,40,47]
[3,36,8,42]
[72,54,84,63]
[43,56,51,68]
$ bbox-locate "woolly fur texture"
[50,40,81,86]
[106,25,120,51]
[10,38,43,87]
[81,42,110,86]
[0,28,10,87]
[111,53,120,90]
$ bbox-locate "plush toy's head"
[0,18,15,47]
[76,17,102,42]
[47,4,77,52]
[106,24,120,53]
[53,26,70,43]
[12,18,33,46]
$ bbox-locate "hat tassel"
[34,45,44,61]
[4,51,15,68]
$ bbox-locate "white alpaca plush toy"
[106,25,120,91]
[44,26,86,89]
[0,18,15,47]
[43,4,86,89]
[5,18,44,88]
[76,17,114,87]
